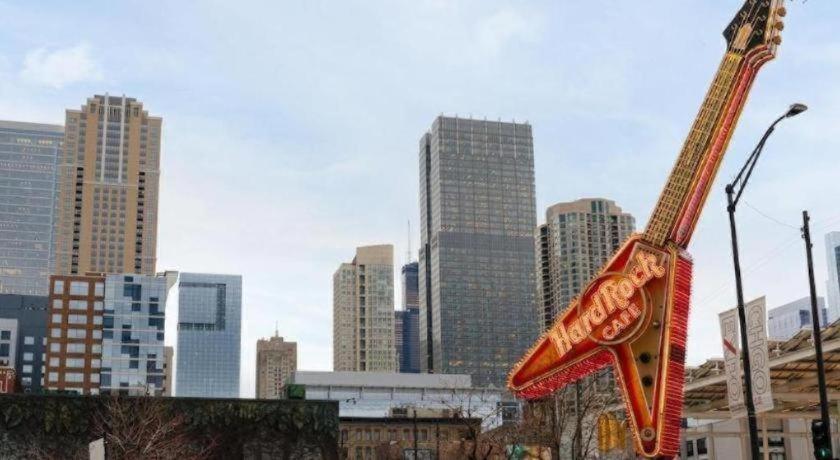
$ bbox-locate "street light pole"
[725,103,807,460]
[725,186,761,460]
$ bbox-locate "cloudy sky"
[1,1,838,397]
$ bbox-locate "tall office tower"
[0,294,49,393]
[768,296,828,340]
[175,272,242,398]
[395,307,420,373]
[402,262,419,310]
[53,95,161,277]
[397,261,420,373]
[419,116,539,387]
[826,232,840,323]
[333,245,396,372]
[394,310,403,370]
[100,274,167,395]
[44,274,105,394]
[536,199,635,330]
[255,333,297,399]
[0,121,63,295]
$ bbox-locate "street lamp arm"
[728,112,789,209]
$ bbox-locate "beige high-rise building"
[333,245,395,372]
[536,198,635,330]
[255,334,297,399]
[53,94,161,276]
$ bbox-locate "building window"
[53,280,64,294]
[95,282,104,296]
[70,281,88,296]
[696,438,707,455]
[24,336,34,345]
[66,373,84,383]
[49,343,60,352]
[0,331,9,340]
[50,328,61,338]
[0,343,8,357]
[23,352,33,362]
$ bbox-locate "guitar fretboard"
[644,53,743,246]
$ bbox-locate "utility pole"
[802,210,833,459]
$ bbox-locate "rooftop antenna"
[406,219,412,263]
[274,321,279,337]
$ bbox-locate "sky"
[0,0,838,398]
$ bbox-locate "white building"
[290,371,506,429]
[826,232,840,322]
[767,296,827,340]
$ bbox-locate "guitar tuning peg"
[772,35,783,45]
[776,6,787,17]
[774,21,784,31]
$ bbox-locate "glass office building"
[175,272,241,398]
[418,116,539,387]
[101,274,167,395]
[0,121,63,295]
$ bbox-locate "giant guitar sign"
[508,1,788,458]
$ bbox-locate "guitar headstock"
[723,0,786,56]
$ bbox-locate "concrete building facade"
[256,334,297,399]
[536,198,635,329]
[0,121,63,296]
[333,245,395,372]
[419,116,539,387]
[174,272,242,398]
[53,95,161,277]
[0,294,49,393]
[290,371,504,430]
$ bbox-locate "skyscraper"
[536,199,635,329]
[0,121,63,295]
[397,261,420,373]
[333,245,395,372]
[53,94,161,276]
[826,232,840,323]
[402,262,419,310]
[175,272,242,398]
[100,274,167,396]
[255,334,297,399]
[418,116,539,387]
[395,307,420,373]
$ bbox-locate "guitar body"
[509,235,692,457]
[508,1,788,458]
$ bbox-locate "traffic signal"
[811,419,833,460]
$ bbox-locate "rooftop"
[291,371,473,389]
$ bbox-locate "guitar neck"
[644,52,744,246]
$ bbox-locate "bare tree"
[93,396,217,459]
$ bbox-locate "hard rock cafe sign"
[508,1,788,457]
